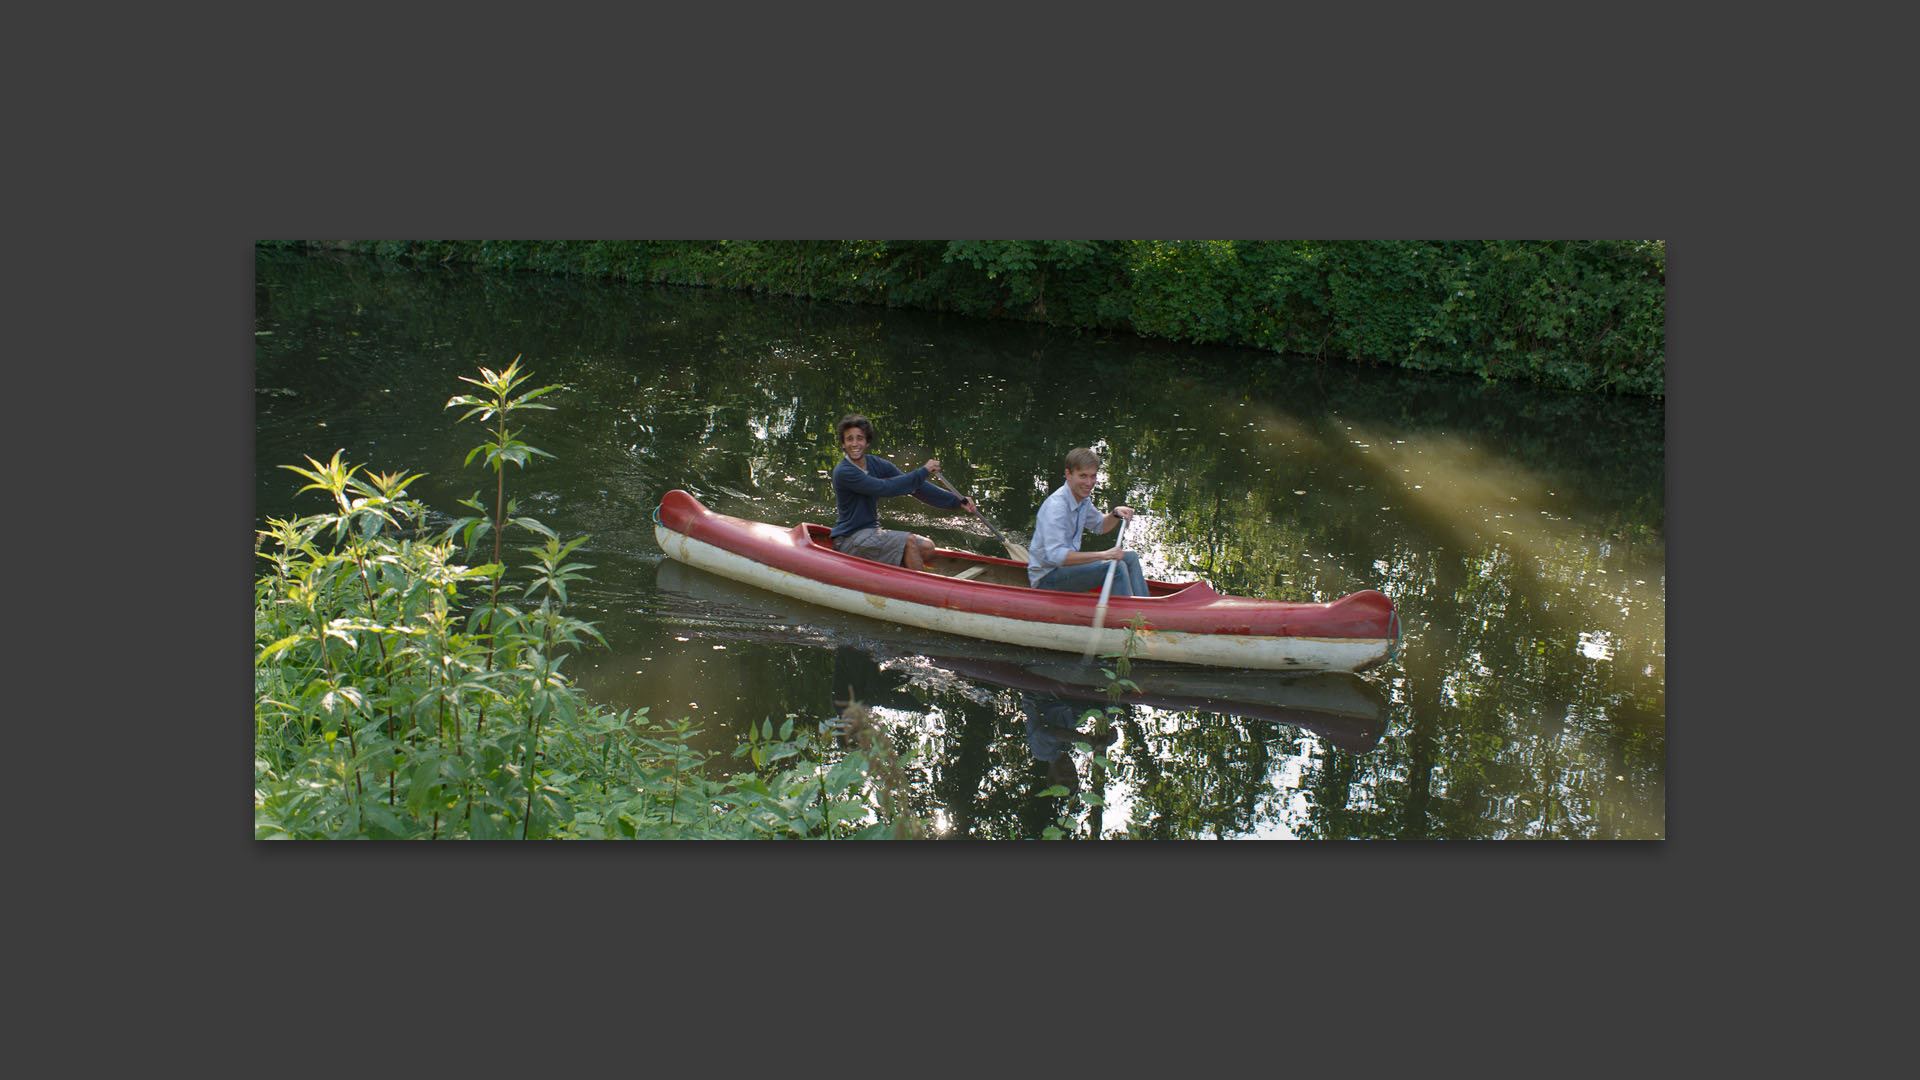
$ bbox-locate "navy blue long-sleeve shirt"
[830,454,963,538]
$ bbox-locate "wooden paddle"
[931,472,1030,563]
[1082,517,1128,661]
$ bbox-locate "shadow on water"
[255,250,1665,839]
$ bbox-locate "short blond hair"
[1064,447,1100,472]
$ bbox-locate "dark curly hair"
[837,413,875,444]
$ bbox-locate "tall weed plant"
[254,359,918,839]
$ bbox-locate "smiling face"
[1064,465,1098,503]
[840,426,869,465]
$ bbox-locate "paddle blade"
[1081,609,1109,662]
[1082,560,1121,662]
[938,471,1029,565]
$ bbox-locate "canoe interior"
[807,523,1191,597]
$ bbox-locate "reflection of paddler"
[1020,693,1120,794]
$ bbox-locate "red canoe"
[651,558,1391,751]
[653,489,1398,672]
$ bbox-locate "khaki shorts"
[834,526,910,565]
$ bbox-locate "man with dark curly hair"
[829,413,975,571]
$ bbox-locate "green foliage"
[938,240,1133,325]
[273,240,1660,396]
[1126,240,1262,346]
[727,711,916,839]
[254,361,909,839]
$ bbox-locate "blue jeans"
[1035,553,1146,597]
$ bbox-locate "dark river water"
[253,249,1666,839]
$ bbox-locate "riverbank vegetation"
[254,359,932,839]
[259,240,1664,397]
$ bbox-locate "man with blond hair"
[1028,447,1143,595]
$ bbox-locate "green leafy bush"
[254,359,922,839]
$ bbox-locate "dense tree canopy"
[262,240,1666,396]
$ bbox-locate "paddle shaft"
[1083,517,1129,660]
[931,472,1028,561]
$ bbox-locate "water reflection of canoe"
[934,655,1386,752]
[654,489,1398,672]
[653,558,1389,751]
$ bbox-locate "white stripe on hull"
[657,526,1390,672]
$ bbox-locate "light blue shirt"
[1027,484,1107,586]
